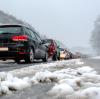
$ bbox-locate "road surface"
[0,60,43,72]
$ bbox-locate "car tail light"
[11,35,28,41]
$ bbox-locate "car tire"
[25,47,34,63]
[57,56,60,60]
[15,59,20,64]
[42,52,48,62]
[52,52,57,61]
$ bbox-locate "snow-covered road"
[0,58,100,99]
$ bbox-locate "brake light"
[11,35,28,41]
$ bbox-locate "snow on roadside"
[0,72,31,95]
[0,66,99,97]
[9,59,84,76]
[1,59,100,99]
[48,83,74,96]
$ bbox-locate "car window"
[0,26,21,34]
[28,29,36,39]
[53,41,57,47]
[24,28,36,40]
[35,33,42,42]
[24,28,31,37]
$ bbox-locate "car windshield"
[0,26,21,34]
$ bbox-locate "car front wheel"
[52,52,57,61]
[42,52,48,62]
[14,58,20,64]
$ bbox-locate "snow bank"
[0,73,31,95]
[76,87,100,99]
[0,65,99,97]
[49,84,100,99]
[9,59,84,76]
[47,66,100,99]
[1,59,100,99]
[31,71,58,83]
[76,66,97,75]
[48,83,74,96]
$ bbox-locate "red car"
[43,39,59,61]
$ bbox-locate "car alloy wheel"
[43,52,48,62]
[25,47,34,63]
[29,48,34,62]
[52,52,57,61]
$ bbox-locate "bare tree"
[91,16,100,55]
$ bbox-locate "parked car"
[42,39,60,61]
[0,24,48,63]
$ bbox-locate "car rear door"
[24,27,40,58]
[34,33,46,58]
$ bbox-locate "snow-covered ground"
[0,59,100,99]
[9,59,84,76]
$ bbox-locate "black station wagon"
[0,24,48,63]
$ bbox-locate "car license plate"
[0,47,8,51]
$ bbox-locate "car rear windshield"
[0,26,21,34]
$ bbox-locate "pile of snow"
[1,59,100,99]
[48,83,74,96]
[0,65,98,93]
[76,66,97,75]
[48,85,100,99]
[0,59,84,96]
[77,87,100,99]
[31,71,59,83]
[0,66,100,94]
[0,72,31,95]
[10,59,84,76]
[0,65,100,99]
[30,66,95,84]
[46,66,100,99]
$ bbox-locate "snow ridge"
[0,59,100,99]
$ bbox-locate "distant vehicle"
[59,48,70,59]
[54,41,74,60]
[42,39,60,61]
[0,24,48,63]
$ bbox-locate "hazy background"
[0,0,100,48]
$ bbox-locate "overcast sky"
[0,0,100,48]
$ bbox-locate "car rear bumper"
[0,44,29,60]
[0,51,28,59]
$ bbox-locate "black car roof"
[0,24,37,32]
[0,24,29,28]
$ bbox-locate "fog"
[0,0,100,48]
